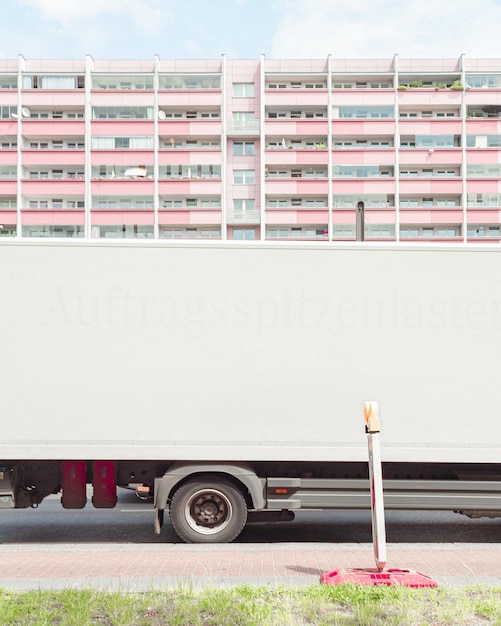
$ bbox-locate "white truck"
[1,239,500,543]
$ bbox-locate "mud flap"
[154,507,164,534]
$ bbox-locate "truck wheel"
[170,476,248,543]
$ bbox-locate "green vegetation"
[1,584,501,625]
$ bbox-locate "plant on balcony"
[435,83,446,90]
[398,84,408,90]
[451,80,464,91]
[409,80,424,88]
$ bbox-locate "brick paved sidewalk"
[1,543,500,590]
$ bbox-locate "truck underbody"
[2,460,501,543]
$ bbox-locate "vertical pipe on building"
[327,54,333,242]
[460,53,467,243]
[15,55,24,238]
[259,54,266,241]
[153,54,160,239]
[220,54,227,240]
[84,55,93,238]
[393,54,400,242]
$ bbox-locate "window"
[268,229,289,238]
[337,106,394,119]
[115,137,130,149]
[0,75,17,89]
[0,167,16,179]
[233,141,255,156]
[159,74,221,90]
[92,136,153,150]
[92,75,153,90]
[333,225,355,238]
[233,228,256,240]
[267,199,288,207]
[466,73,501,89]
[400,229,420,238]
[233,83,255,97]
[92,106,153,119]
[23,75,81,89]
[200,198,220,208]
[232,112,255,128]
[233,169,255,184]
[0,105,17,118]
[233,198,256,213]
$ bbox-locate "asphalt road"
[1,488,500,545]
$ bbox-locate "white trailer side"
[1,240,500,541]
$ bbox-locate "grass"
[1,584,501,625]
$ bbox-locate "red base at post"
[320,568,438,588]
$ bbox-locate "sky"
[2,0,501,60]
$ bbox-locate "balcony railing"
[226,209,260,224]
[226,120,260,136]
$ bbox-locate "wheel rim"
[184,488,233,535]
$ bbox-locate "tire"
[169,475,248,543]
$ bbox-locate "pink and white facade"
[1,54,501,242]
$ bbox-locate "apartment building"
[1,54,501,242]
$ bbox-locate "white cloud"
[271,0,501,58]
[18,0,168,34]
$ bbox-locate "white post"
[364,401,387,572]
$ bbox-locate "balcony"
[266,208,328,225]
[90,149,154,167]
[0,151,16,165]
[158,119,222,136]
[335,155,396,172]
[158,179,222,195]
[0,180,17,193]
[467,179,501,194]
[91,179,155,194]
[399,148,463,165]
[157,92,222,107]
[397,89,463,106]
[21,210,85,225]
[91,120,154,135]
[21,119,85,136]
[265,177,328,195]
[0,119,18,135]
[467,149,501,164]
[159,150,222,166]
[22,179,85,194]
[399,178,463,194]
[265,90,328,107]
[400,118,463,135]
[158,209,221,225]
[334,120,397,137]
[22,149,85,166]
[265,145,328,166]
[399,208,463,224]
[331,178,396,194]
[91,211,155,225]
[332,205,396,225]
[21,91,85,107]
[226,208,260,224]
[226,120,260,137]
[265,119,328,136]
[467,208,501,223]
